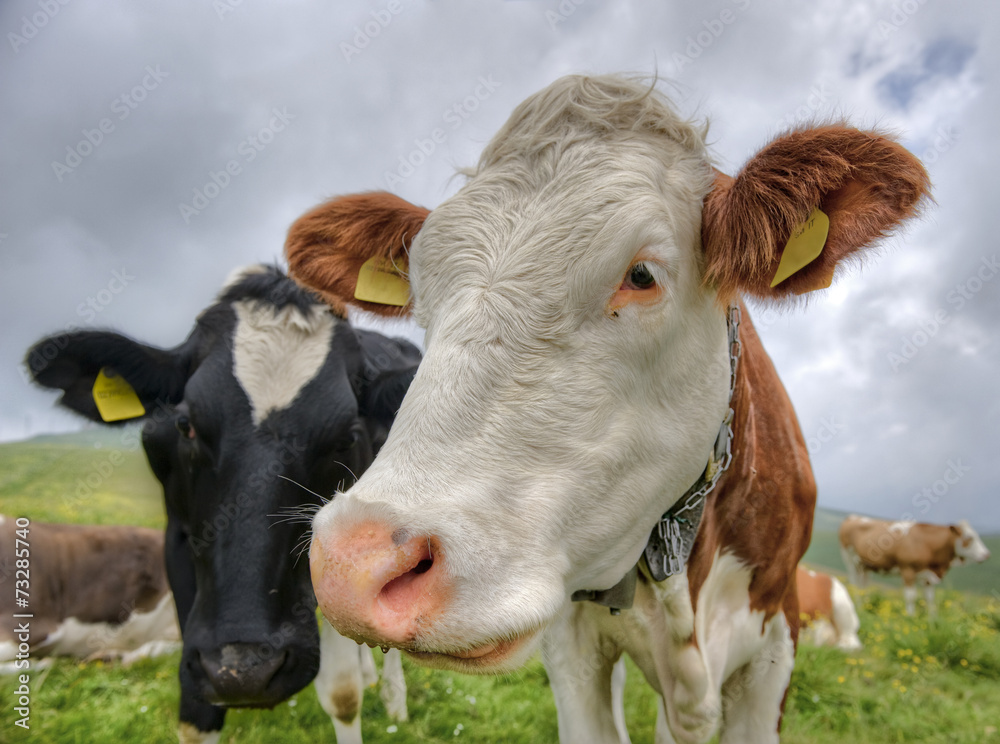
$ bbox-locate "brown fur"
[0,518,169,645]
[328,683,361,724]
[687,306,816,640]
[285,192,430,317]
[839,517,960,585]
[702,125,931,303]
[796,566,834,622]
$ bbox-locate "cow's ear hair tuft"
[702,125,931,304]
[285,192,430,318]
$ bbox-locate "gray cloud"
[2,0,996,530]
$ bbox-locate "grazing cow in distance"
[839,515,990,615]
[795,566,862,651]
[0,515,179,671]
[290,75,929,743]
[26,265,420,744]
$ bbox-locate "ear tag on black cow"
[355,257,410,306]
[770,207,830,288]
[92,367,145,422]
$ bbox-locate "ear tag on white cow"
[770,207,830,288]
[354,257,410,306]
[92,367,145,422]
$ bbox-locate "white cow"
[290,75,929,742]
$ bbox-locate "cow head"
[952,520,991,565]
[26,266,420,708]
[291,75,929,672]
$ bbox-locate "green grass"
[2,433,998,742]
[0,427,164,528]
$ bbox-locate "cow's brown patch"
[285,192,429,317]
[702,126,931,304]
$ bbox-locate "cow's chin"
[403,630,541,674]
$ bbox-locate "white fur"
[232,299,336,425]
[954,519,991,564]
[314,73,731,658]
[314,619,408,743]
[889,520,915,536]
[26,592,179,663]
[178,722,221,744]
[542,551,794,743]
[829,576,862,650]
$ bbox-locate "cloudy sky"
[2,1,997,531]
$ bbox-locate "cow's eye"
[625,263,656,290]
[175,415,195,439]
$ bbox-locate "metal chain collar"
[572,304,742,611]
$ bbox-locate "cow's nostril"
[377,539,436,614]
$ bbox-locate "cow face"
[290,76,928,672]
[952,520,991,565]
[26,266,420,709]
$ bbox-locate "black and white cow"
[26,265,420,744]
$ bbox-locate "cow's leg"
[654,696,679,744]
[542,603,628,744]
[830,579,862,651]
[645,566,727,743]
[917,569,940,617]
[900,567,918,615]
[314,618,364,744]
[610,656,632,744]
[360,643,378,687]
[379,647,409,722]
[840,545,860,586]
[717,612,795,744]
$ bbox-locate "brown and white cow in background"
[839,515,990,615]
[795,566,862,651]
[289,75,929,743]
[0,515,180,672]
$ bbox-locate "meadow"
[1,431,998,743]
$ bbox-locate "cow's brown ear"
[949,524,962,536]
[701,126,931,304]
[285,192,430,317]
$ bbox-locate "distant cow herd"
[3,75,992,744]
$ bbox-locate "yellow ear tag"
[770,207,831,288]
[354,256,410,306]
[92,367,145,422]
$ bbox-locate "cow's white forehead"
[412,151,712,342]
[232,300,336,425]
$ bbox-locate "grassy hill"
[0,426,164,528]
[1,433,997,743]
